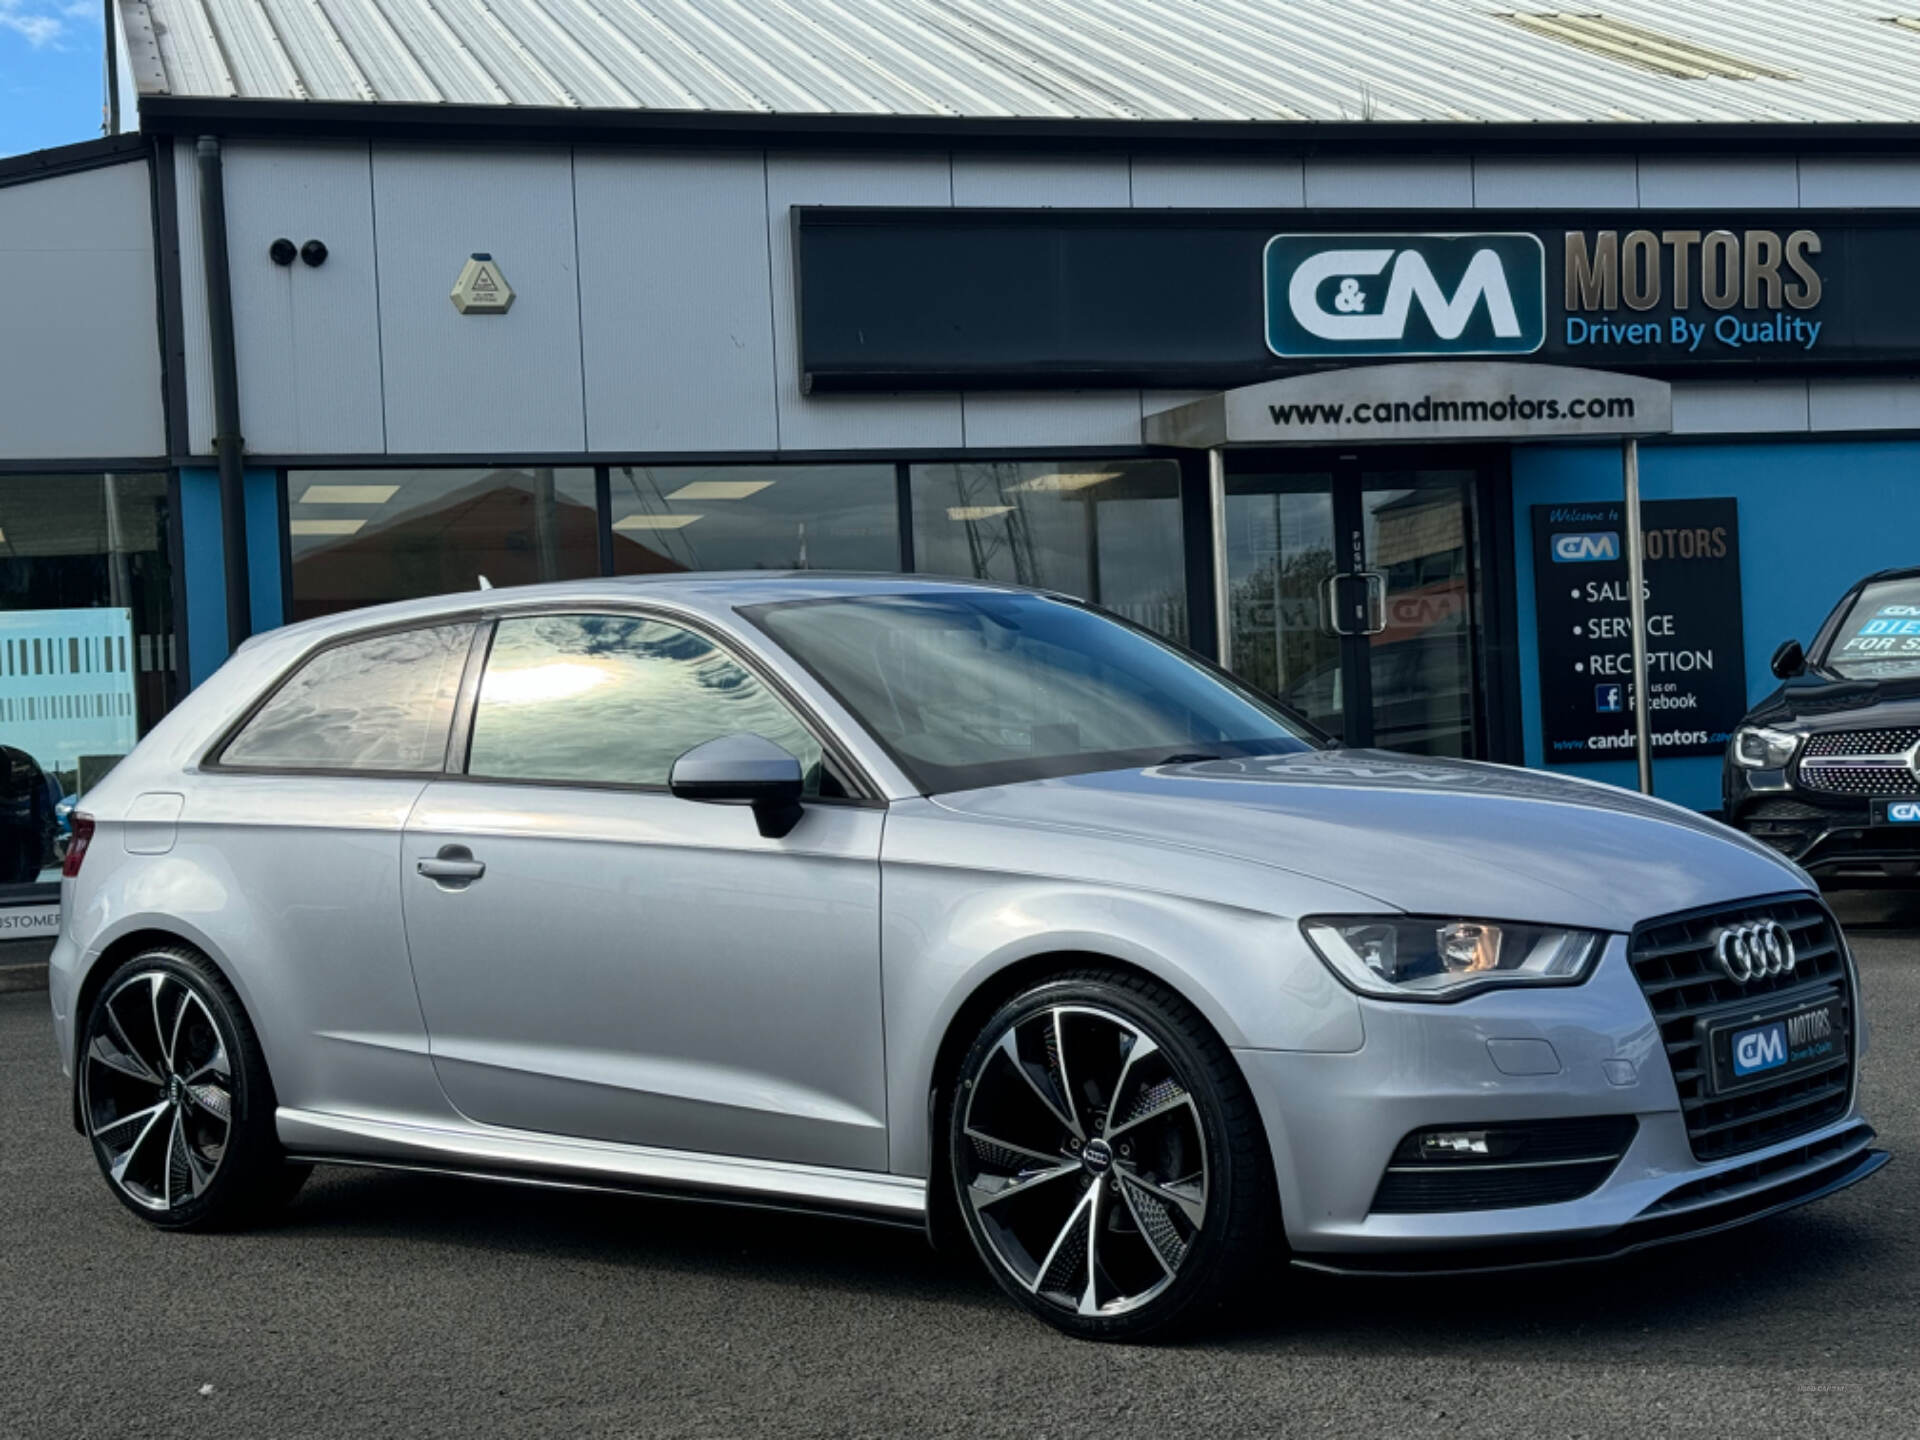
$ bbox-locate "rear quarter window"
[219,624,472,773]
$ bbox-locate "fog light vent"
[1372,1116,1639,1214]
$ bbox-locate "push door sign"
[1531,498,1746,764]
[451,253,514,314]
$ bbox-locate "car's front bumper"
[1235,933,1883,1269]
[1726,771,1920,886]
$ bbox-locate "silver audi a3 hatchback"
[51,575,1885,1340]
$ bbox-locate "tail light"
[62,813,94,878]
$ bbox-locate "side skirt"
[277,1106,928,1228]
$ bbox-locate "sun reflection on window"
[479,661,614,706]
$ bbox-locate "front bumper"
[1726,772,1920,886]
[1235,933,1883,1268]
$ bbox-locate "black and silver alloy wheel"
[84,969,233,1211]
[79,946,305,1229]
[951,971,1275,1340]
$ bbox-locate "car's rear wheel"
[948,969,1277,1341]
[79,945,307,1229]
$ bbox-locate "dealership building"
[5,0,1920,926]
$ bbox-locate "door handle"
[417,846,485,884]
[1358,571,1388,635]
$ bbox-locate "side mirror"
[1770,639,1806,681]
[669,733,805,839]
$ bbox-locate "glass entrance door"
[1225,455,1487,757]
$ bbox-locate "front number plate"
[1709,995,1845,1093]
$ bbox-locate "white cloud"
[0,0,101,48]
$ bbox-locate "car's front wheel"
[79,945,306,1229]
[948,969,1277,1340]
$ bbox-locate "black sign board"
[795,208,1920,391]
[1531,498,1745,764]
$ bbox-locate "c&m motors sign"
[793,208,1920,391]
[1264,234,1546,359]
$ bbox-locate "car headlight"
[1301,916,1604,1001]
[1730,725,1800,770]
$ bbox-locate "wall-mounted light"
[300,240,329,267]
[268,238,297,266]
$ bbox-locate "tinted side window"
[221,624,472,773]
[466,614,823,791]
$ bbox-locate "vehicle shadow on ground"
[278,1162,1902,1361]
[1828,889,1920,932]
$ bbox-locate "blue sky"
[1,1,106,158]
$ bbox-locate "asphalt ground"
[2,900,1916,1440]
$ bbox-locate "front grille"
[1370,1116,1638,1213]
[1803,728,1920,756]
[1799,762,1919,796]
[1800,728,1920,796]
[1628,896,1854,1162]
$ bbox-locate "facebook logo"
[1594,684,1623,714]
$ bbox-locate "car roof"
[1857,566,1920,586]
[244,572,1058,651]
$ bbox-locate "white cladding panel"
[1670,380,1811,435]
[574,150,778,454]
[961,391,1146,449]
[0,161,165,460]
[160,144,1920,459]
[1472,157,1639,209]
[371,146,586,455]
[1807,377,1920,433]
[1637,158,1801,208]
[223,142,385,454]
[1304,158,1474,209]
[1128,158,1304,209]
[765,153,962,453]
[1798,159,1920,208]
[950,155,1129,207]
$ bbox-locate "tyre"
[948,968,1278,1341]
[78,945,307,1229]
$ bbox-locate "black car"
[0,744,59,886]
[1725,566,1920,886]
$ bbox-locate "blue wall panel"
[244,469,285,636]
[1513,438,1920,811]
[180,467,284,688]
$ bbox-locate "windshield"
[1822,577,1920,679]
[749,591,1317,793]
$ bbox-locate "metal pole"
[1208,447,1232,670]
[1623,437,1654,795]
[196,136,252,654]
[103,0,121,136]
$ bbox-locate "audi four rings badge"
[1713,921,1797,983]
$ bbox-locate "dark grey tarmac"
[3,897,1915,1438]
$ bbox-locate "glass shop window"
[0,473,177,893]
[908,460,1188,644]
[607,464,900,575]
[285,468,598,621]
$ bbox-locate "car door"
[398,609,889,1172]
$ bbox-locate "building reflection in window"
[909,460,1187,644]
[608,465,899,574]
[286,468,598,621]
[0,472,176,889]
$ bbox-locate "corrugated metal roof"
[118,0,1920,122]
